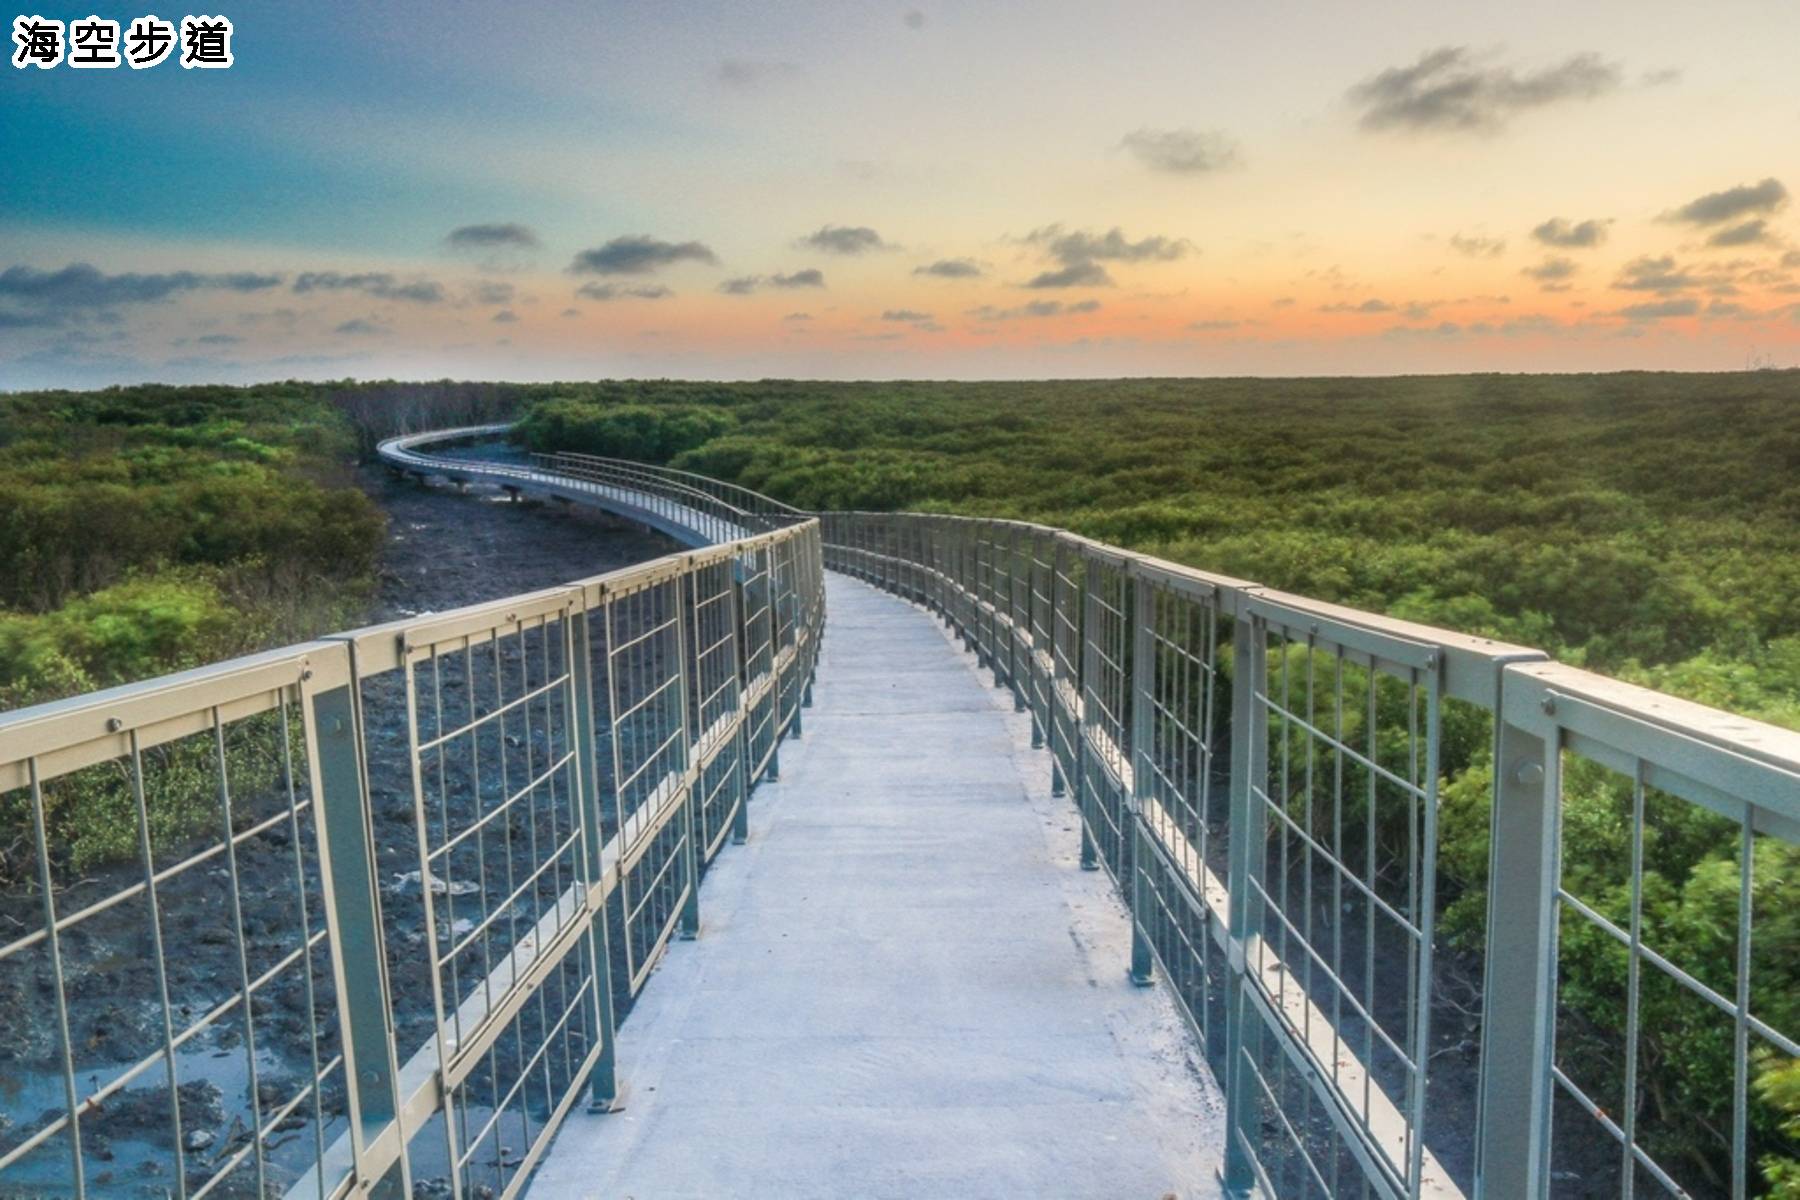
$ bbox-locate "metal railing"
[6,422,1797,1200]
[0,433,823,1200]
[821,511,1800,1200]
[378,425,809,547]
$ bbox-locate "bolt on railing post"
[1221,609,1268,1198]
[1128,567,1156,987]
[1473,680,1560,1200]
[568,605,623,1110]
[300,653,409,1179]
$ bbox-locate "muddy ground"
[0,468,679,1198]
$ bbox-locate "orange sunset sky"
[3,0,1798,386]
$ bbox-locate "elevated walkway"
[530,575,1225,1199]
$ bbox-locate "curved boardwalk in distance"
[529,574,1226,1200]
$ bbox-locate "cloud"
[333,317,389,336]
[1382,321,1464,339]
[560,308,581,318]
[470,281,516,305]
[569,236,718,275]
[1666,177,1788,225]
[718,269,827,295]
[1613,297,1699,320]
[882,309,933,322]
[798,225,891,254]
[1611,255,1702,293]
[446,223,539,251]
[293,271,445,303]
[783,312,813,322]
[1498,314,1567,337]
[491,309,518,324]
[1319,298,1396,313]
[1187,318,1241,331]
[1347,46,1622,134]
[1449,233,1505,257]
[1522,257,1579,285]
[1025,262,1114,289]
[1532,217,1609,248]
[716,59,801,88]
[1707,219,1773,247]
[1641,67,1681,87]
[575,282,673,301]
[0,262,282,310]
[194,333,241,345]
[914,258,983,279]
[1025,225,1191,265]
[0,310,64,329]
[968,299,1101,321]
[904,9,925,28]
[1119,127,1240,174]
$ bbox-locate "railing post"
[729,554,755,845]
[568,604,623,1111]
[1473,677,1560,1199]
[1075,548,1098,872]
[677,565,702,941]
[1128,566,1155,986]
[1050,538,1070,799]
[300,649,409,1182]
[1221,608,1267,1197]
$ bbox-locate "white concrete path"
[530,575,1226,1199]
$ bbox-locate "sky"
[2,0,1799,388]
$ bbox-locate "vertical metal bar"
[402,650,463,1200]
[675,573,701,941]
[28,759,86,1196]
[1129,568,1155,987]
[212,712,269,1196]
[127,731,190,1195]
[276,701,331,1198]
[1405,665,1442,1195]
[1732,804,1754,1200]
[1473,680,1559,1200]
[728,565,752,845]
[303,657,406,1188]
[568,604,621,1111]
[1222,610,1267,1197]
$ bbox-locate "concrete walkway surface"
[528,575,1226,1199]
